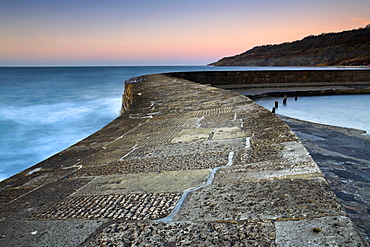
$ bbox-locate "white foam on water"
[0,97,121,180]
[1,66,365,181]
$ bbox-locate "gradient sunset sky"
[1,0,369,66]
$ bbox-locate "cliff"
[211,25,370,67]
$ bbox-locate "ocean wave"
[0,97,121,180]
[0,98,121,124]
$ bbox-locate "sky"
[0,0,369,66]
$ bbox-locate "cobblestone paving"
[38,193,181,220]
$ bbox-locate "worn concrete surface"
[73,169,211,195]
[0,73,368,246]
[0,219,105,247]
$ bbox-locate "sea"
[254,94,370,133]
[0,66,368,181]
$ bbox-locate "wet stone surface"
[281,115,370,244]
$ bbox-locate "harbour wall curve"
[165,69,370,98]
[1,69,369,246]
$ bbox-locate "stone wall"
[120,77,139,114]
[168,69,370,85]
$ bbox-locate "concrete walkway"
[0,74,367,246]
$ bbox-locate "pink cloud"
[306,21,316,27]
[342,14,370,26]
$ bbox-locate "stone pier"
[0,71,369,246]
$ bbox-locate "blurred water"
[0,66,363,181]
[0,65,258,180]
[254,94,370,133]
